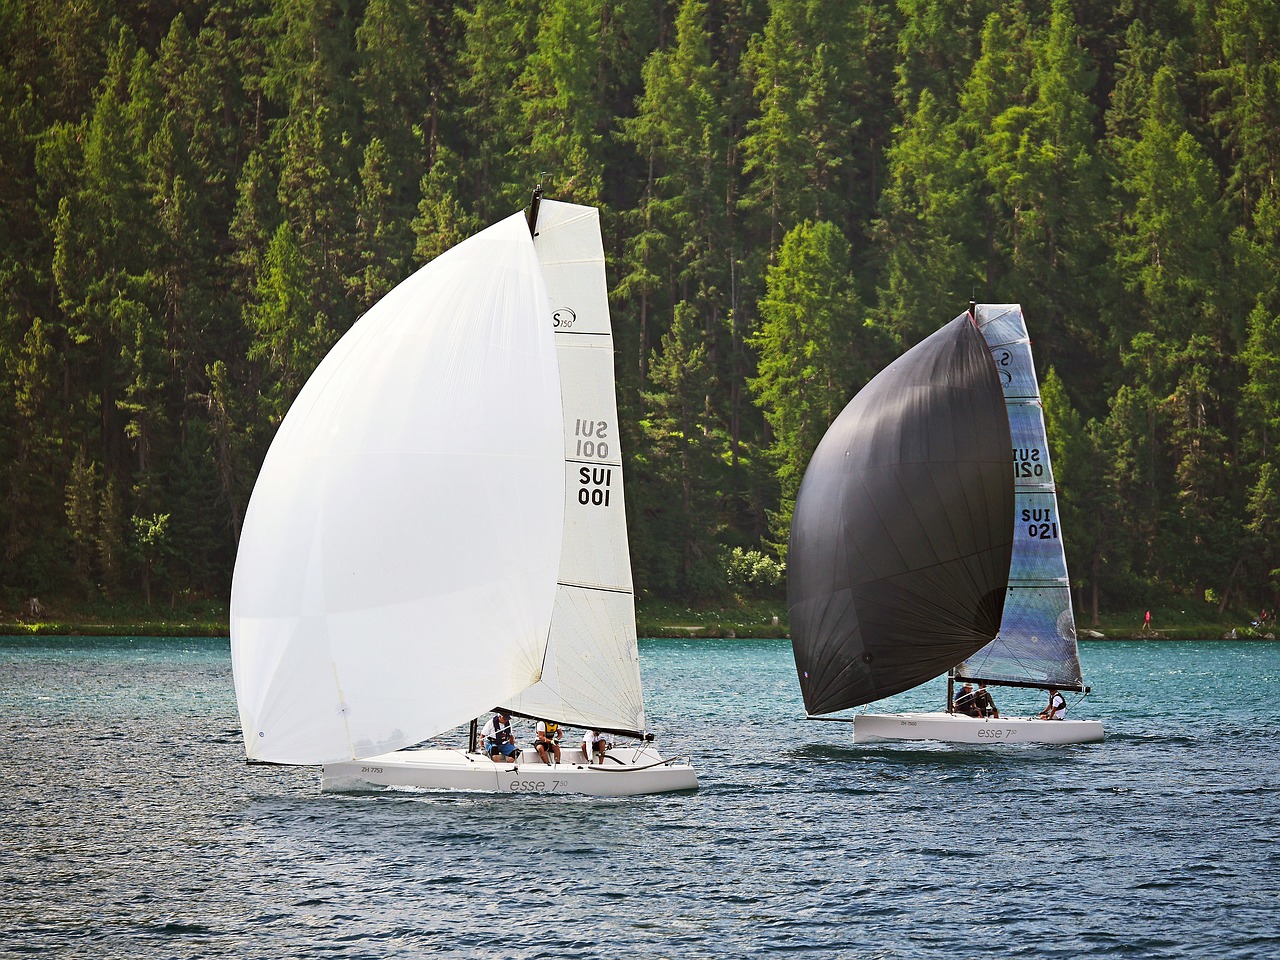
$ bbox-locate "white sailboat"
[789,303,1102,746]
[230,192,697,796]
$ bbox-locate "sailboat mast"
[526,181,543,237]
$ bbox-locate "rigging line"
[555,580,632,596]
[586,757,689,773]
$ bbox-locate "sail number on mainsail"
[578,467,613,506]
[1014,447,1046,478]
[574,418,611,458]
[1022,507,1060,540]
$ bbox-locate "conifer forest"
[1,0,1278,619]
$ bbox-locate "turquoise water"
[2,636,1277,958]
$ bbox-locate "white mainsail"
[503,200,647,736]
[957,303,1084,689]
[230,213,565,764]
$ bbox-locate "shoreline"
[1,598,1273,643]
[0,619,1274,643]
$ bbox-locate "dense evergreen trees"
[1,0,1277,617]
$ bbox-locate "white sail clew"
[958,303,1084,689]
[503,200,647,736]
[230,213,565,765]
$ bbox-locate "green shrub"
[725,547,785,598]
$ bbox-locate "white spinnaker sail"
[504,200,647,735]
[958,303,1084,689]
[231,213,565,764]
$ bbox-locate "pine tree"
[1239,192,1280,609]
[455,0,540,215]
[1,317,66,589]
[1108,64,1243,601]
[355,0,457,212]
[1201,0,1280,224]
[517,0,607,205]
[984,0,1104,374]
[246,221,331,424]
[49,29,172,579]
[412,148,482,265]
[635,303,724,597]
[351,137,400,310]
[894,0,996,112]
[748,220,876,550]
[620,0,729,386]
[64,445,100,597]
[203,359,251,549]
[1041,368,1108,624]
[874,87,979,347]
[740,0,866,252]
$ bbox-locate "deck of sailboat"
[320,744,698,796]
[851,711,1104,745]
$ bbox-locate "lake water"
[2,636,1277,959]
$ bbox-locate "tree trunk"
[1218,557,1243,614]
[1090,552,1100,627]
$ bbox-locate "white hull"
[321,745,697,797]
[852,711,1103,745]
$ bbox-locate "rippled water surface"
[2,636,1277,958]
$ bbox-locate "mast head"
[526,178,545,237]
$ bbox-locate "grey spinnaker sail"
[788,313,1016,715]
[955,304,1085,691]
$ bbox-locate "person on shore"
[481,711,519,763]
[1038,688,1067,720]
[534,719,562,765]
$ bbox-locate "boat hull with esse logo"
[851,712,1103,745]
[321,745,698,796]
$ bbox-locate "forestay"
[230,214,565,764]
[788,315,1015,715]
[502,200,647,737]
[955,304,1085,691]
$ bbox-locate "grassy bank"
[0,596,789,639]
[636,599,789,639]
[0,597,228,638]
[0,595,1273,642]
[636,600,1275,641]
[1083,606,1277,641]
[645,601,1280,641]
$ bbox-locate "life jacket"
[488,716,511,741]
[1049,693,1066,718]
[541,722,560,740]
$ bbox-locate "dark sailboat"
[789,304,1103,744]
